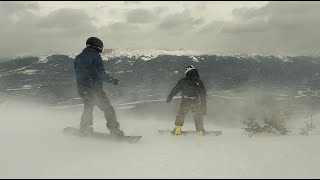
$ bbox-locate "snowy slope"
[30,48,300,63]
[101,48,217,60]
[101,48,297,62]
[1,100,320,178]
[38,52,78,63]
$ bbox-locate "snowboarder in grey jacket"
[74,37,124,137]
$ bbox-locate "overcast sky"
[1,1,320,58]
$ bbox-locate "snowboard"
[63,127,142,143]
[158,129,222,136]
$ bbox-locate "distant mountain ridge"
[1,49,320,105]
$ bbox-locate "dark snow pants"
[175,99,204,131]
[78,90,120,131]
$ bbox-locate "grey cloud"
[96,5,108,10]
[209,1,320,55]
[123,1,140,5]
[99,22,142,41]
[1,1,320,58]
[0,1,39,16]
[198,21,223,34]
[104,22,140,32]
[228,2,320,33]
[98,22,149,48]
[155,6,167,14]
[0,1,39,26]
[126,9,158,24]
[38,8,96,32]
[221,20,269,34]
[0,3,97,58]
[158,10,204,31]
[231,3,311,20]
[197,2,207,11]
[232,7,264,20]
[256,2,320,17]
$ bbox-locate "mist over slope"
[1,100,320,178]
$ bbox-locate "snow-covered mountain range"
[1,49,320,107]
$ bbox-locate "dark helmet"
[86,37,103,53]
[185,65,199,78]
[185,65,196,75]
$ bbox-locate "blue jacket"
[74,47,115,93]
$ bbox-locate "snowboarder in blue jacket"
[74,37,124,137]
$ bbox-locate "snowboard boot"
[80,126,93,137]
[197,129,206,136]
[110,128,124,138]
[173,126,182,135]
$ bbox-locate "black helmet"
[185,65,199,78]
[86,37,103,53]
[185,65,196,75]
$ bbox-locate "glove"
[112,78,119,85]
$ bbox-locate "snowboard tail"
[63,127,142,143]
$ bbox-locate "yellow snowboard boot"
[173,126,182,135]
